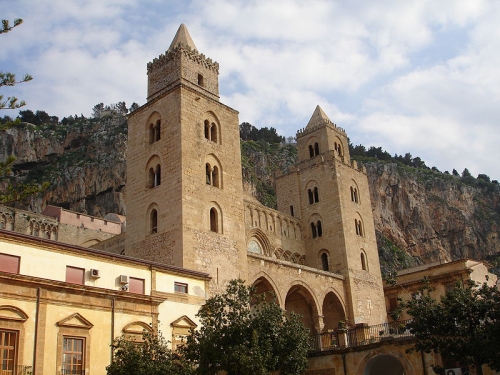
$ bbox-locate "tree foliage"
[183,279,310,375]
[1,19,33,110]
[107,331,194,375]
[401,279,500,375]
[239,122,285,144]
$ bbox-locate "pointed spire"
[168,24,197,52]
[306,105,331,129]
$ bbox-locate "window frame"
[0,329,18,372]
[61,336,85,375]
[65,266,85,285]
[0,253,20,274]
[174,282,188,294]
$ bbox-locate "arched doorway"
[285,285,318,335]
[322,292,345,331]
[363,354,405,375]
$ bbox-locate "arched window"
[210,122,217,143]
[210,208,218,233]
[321,253,329,271]
[317,220,322,237]
[149,123,155,144]
[355,219,363,236]
[154,120,161,142]
[149,168,155,187]
[204,120,210,140]
[314,142,320,156]
[150,210,158,234]
[314,187,319,203]
[308,189,314,205]
[155,165,161,186]
[310,222,317,238]
[212,166,219,188]
[309,145,314,158]
[198,73,204,87]
[361,252,367,271]
[351,187,359,203]
[206,163,211,185]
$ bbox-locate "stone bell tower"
[125,24,247,292]
[276,106,387,325]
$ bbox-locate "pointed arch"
[247,228,272,256]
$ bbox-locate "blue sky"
[1,0,499,180]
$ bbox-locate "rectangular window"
[0,330,18,372]
[389,297,398,311]
[129,277,145,294]
[62,337,84,375]
[174,282,188,294]
[0,253,20,274]
[66,266,85,285]
[290,205,294,217]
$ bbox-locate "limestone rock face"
[1,117,127,217]
[1,123,499,272]
[366,162,500,272]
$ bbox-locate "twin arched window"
[311,220,323,238]
[355,219,363,236]
[149,165,161,188]
[206,164,220,188]
[308,187,319,204]
[308,142,320,158]
[204,120,218,143]
[334,141,343,156]
[350,186,359,203]
[149,120,161,144]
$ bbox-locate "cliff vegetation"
[1,112,499,275]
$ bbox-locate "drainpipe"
[33,287,41,375]
[110,298,115,364]
[342,353,348,375]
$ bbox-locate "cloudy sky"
[2,0,499,180]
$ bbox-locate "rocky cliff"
[1,118,499,273]
[0,117,127,217]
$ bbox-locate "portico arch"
[251,275,279,305]
[363,354,406,375]
[322,291,346,331]
[285,282,320,334]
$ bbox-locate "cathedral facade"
[125,24,387,334]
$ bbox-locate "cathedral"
[124,23,386,333]
[1,24,498,375]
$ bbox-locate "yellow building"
[0,229,209,375]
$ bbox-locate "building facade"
[0,229,209,375]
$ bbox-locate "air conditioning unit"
[90,269,100,278]
[445,369,462,375]
[119,275,129,284]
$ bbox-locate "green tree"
[183,279,309,375]
[107,331,194,375]
[401,279,500,375]
[1,19,33,110]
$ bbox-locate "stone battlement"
[147,43,219,75]
[296,118,346,138]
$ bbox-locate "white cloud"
[1,0,499,179]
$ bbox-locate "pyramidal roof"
[306,105,331,128]
[168,24,197,52]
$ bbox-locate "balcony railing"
[0,365,33,375]
[309,320,414,351]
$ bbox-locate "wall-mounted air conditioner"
[119,275,129,284]
[90,269,100,278]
